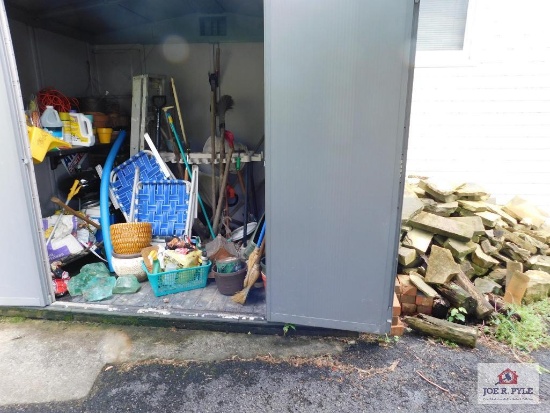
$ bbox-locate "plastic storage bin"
[143,262,211,297]
[136,180,190,236]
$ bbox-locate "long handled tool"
[212,131,235,234]
[217,95,234,178]
[152,95,167,149]
[208,71,218,217]
[164,107,216,239]
[46,180,82,245]
[50,196,101,230]
[232,221,266,305]
[170,78,190,180]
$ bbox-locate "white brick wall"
[406,0,550,211]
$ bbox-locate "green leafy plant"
[283,323,296,337]
[435,338,459,348]
[447,307,467,324]
[379,334,400,345]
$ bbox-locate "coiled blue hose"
[100,130,127,272]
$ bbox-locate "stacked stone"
[396,177,550,320]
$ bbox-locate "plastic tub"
[212,265,247,296]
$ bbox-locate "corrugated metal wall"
[407,0,550,210]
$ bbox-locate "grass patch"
[0,316,26,323]
[490,298,550,353]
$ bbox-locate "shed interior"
[5,0,269,322]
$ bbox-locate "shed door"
[265,0,418,332]
[0,2,51,306]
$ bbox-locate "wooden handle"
[51,197,101,229]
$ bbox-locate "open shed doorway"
[4,0,267,323]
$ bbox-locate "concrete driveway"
[0,318,548,412]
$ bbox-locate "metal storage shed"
[0,0,418,333]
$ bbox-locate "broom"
[232,222,266,304]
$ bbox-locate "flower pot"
[212,265,247,296]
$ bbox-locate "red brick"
[390,320,405,336]
[415,293,434,307]
[397,275,418,296]
[400,294,416,304]
[392,293,401,316]
[417,305,433,315]
[401,303,417,315]
[394,277,401,294]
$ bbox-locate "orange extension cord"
[37,88,79,113]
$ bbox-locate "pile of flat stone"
[396,177,550,320]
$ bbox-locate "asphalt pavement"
[0,318,548,412]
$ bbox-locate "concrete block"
[402,228,434,254]
[487,268,507,286]
[425,245,460,285]
[470,261,489,276]
[474,277,503,295]
[398,246,418,267]
[410,212,474,242]
[471,246,500,269]
[506,261,523,287]
[450,216,486,237]
[421,199,458,217]
[460,260,475,279]
[454,183,489,199]
[484,203,518,227]
[401,196,425,225]
[503,196,547,228]
[523,270,550,303]
[475,211,502,228]
[527,255,550,274]
[480,239,499,255]
[498,227,538,254]
[458,200,487,212]
[443,238,477,260]
[502,242,531,262]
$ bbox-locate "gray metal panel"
[0,1,51,306]
[265,0,417,332]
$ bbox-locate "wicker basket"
[111,252,147,282]
[110,222,152,255]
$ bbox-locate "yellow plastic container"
[27,126,71,163]
[97,127,113,144]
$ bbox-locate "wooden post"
[454,270,494,319]
[404,314,477,348]
[435,283,477,315]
